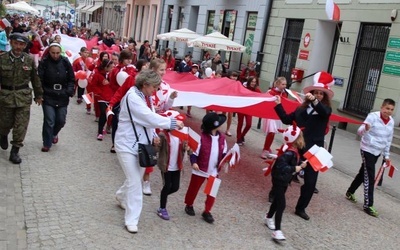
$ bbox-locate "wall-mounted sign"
[382,64,400,76]
[334,77,344,86]
[304,33,311,48]
[298,49,309,60]
[385,51,400,62]
[388,37,400,49]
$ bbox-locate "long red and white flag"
[326,0,340,21]
[204,175,222,198]
[164,71,362,124]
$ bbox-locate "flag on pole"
[286,89,304,104]
[326,0,340,21]
[188,128,200,151]
[303,144,333,172]
[388,164,398,178]
[82,93,94,104]
[170,127,200,151]
[204,175,221,198]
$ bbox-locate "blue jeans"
[42,105,68,148]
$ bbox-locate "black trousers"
[160,170,181,208]
[111,104,120,144]
[97,102,108,135]
[267,185,288,231]
[295,164,319,212]
[347,150,379,208]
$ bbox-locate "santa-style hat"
[161,110,186,121]
[278,123,302,152]
[303,71,334,99]
[0,18,11,30]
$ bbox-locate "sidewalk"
[1,103,400,249]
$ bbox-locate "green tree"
[0,4,6,17]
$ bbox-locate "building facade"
[158,0,271,70]
[76,0,125,35]
[261,0,400,125]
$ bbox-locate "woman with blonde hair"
[261,77,288,159]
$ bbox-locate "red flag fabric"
[164,71,362,124]
[326,0,340,21]
[203,175,221,198]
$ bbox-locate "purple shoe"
[157,208,170,220]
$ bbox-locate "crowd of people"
[0,12,396,242]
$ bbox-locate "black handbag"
[126,94,158,167]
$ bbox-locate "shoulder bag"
[126,94,158,167]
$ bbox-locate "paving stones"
[2,103,400,249]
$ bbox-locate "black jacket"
[274,102,331,151]
[271,150,298,186]
[38,56,75,107]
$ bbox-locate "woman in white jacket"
[114,70,184,233]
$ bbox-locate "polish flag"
[163,71,362,124]
[218,143,241,172]
[170,127,200,151]
[388,165,397,178]
[204,175,221,198]
[82,93,94,104]
[286,89,304,104]
[325,0,340,21]
[188,128,200,151]
[303,145,333,172]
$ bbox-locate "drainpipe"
[157,0,166,54]
[256,0,274,75]
[256,0,274,129]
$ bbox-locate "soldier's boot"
[0,134,8,150]
[9,146,22,164]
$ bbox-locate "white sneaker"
[126,225,138,234]
[143,181,152,195]
[261,150,270,159]
[264,215,275,230]
[272,230,286,240]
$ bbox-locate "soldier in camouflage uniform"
[0,33,43,164]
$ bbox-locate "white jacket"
[115,87,176,155]
[358,111,394,158]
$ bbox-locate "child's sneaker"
[272,230,286,241]
[264,214,275,230]
[97,134,103,141]
[364,206,378,217]
[260,150,271,159]
[345,191,357,203]
[157,208,170,220]
[86,108,91,115]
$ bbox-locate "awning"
[80,5,94,13]
[76,5,86,10]
[86,3,103,14]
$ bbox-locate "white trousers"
[116,152,145,226]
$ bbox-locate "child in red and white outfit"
[156,111,188,220]
[91,59,114,140]
[261,77,288,159]
[184,112,228,223]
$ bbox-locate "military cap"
[9,33,29,44]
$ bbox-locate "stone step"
[394,127,400,137]
[392,134,400,146]
[391,142,400,155]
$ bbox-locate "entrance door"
[276,19,304,88]
[344,23,391,116]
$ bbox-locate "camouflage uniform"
[0,50,43,148]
